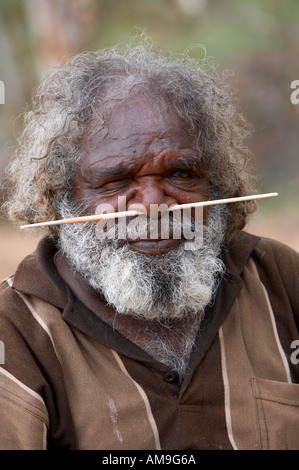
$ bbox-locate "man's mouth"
[100,214,195,254]
[128,238,182,255]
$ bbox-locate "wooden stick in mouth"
[19,192,278,229]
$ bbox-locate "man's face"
[72,94,210,255]
[58,92,226,325]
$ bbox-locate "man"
[1,41,299,450]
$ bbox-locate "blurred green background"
[0,0,298,279]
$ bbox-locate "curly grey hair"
[3,38,257,241]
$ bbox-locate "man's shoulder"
[248,234,298,313]
[227,230,298,279]
[2,236,67,310]
[0,276,22,308]
[0,274,33,310]
[0,276,34,338]
[253,234,299,269]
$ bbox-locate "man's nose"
[128,177,177,217]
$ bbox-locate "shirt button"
[163,371,178,383]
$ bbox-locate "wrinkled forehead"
[106,95,180,133]
[84,84,192,153]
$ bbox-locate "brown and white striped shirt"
[0,231,298,450]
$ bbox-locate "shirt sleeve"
[0,366,49,450]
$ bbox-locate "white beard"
[58,199,226,320]
[57,197,227,377]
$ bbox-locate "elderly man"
[1,41,299,451]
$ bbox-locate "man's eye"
[171,170,194,178]
[165,169,202,190]
[100,178,131,192]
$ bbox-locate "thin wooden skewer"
[20,210,142,229]
[167,192,278,211]
[20,192,278,229]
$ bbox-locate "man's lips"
[128,238,181,255]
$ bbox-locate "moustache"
[95,211,203,250]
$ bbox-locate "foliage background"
[0,0,298,279]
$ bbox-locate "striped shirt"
[0,231,298,449]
